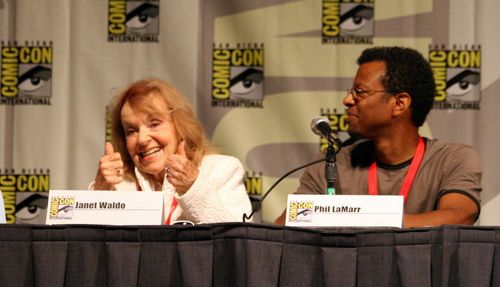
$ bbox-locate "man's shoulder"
[421,138,481,172]
[425,138,478,156]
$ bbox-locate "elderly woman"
[90,78,252,224]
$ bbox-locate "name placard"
[286,194,403,228]
[46,190,164,225]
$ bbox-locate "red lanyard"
[368,137,425,204]
[164,198,178,225]
[137,181,178,225]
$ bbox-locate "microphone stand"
[325,137,337,195]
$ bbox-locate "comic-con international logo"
[0,42,52,105]
[429,45,481,110]
[319,109,349,152]
[322,0,374,44]
[0,169,50,224]
[288,201,314,223]
[49,196,75,220]
[211,43,264,108]
[108,0,159,42]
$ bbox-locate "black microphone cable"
[242,151,343,222]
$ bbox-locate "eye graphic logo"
[322,0,374,45]
[16,193,49,224]
[108,0,159,42]
[429,45,481,110]
[288,201,314,223]
[211,43,264,108]
[0,170,50,224]
[49,196,75,220]
[0,42,53,105]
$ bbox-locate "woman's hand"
[165,141,199,195]
[94,142,124,190]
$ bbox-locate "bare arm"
[274,209,286,225]
[403,193,479,227]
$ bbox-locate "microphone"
[310,116,342,146]
[242,117,344,222]
[311,116,341,195]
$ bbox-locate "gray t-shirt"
[297,138,482,214]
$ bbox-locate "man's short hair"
[357,46,435,127]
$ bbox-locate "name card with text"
[46,190,164,225]
[286,194,403,228]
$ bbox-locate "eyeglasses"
[346,88,391,102]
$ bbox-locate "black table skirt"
[0,223,498,287]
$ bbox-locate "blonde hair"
[110,78,214,181]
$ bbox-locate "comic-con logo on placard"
[1,169,50,224]
[288,200,314,223]
[211,43,264,108]
[429,45,481,110]
[322,0,374,44]
[49,196,75,220]
[0,41,52,105]
[318,109,350,152]
[108,0,159,42]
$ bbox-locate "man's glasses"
[346,88,391,102]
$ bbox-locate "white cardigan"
[90,154,253,224]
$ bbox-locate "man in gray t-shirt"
[297,138,481,216]
[275,47,481,227]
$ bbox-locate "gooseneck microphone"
[310,116,343,146]
[311,116,340,195]
[242,116,343,222]
[311,116,341,195]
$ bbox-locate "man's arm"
[403,193,479,227]
[274,209,286,225]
